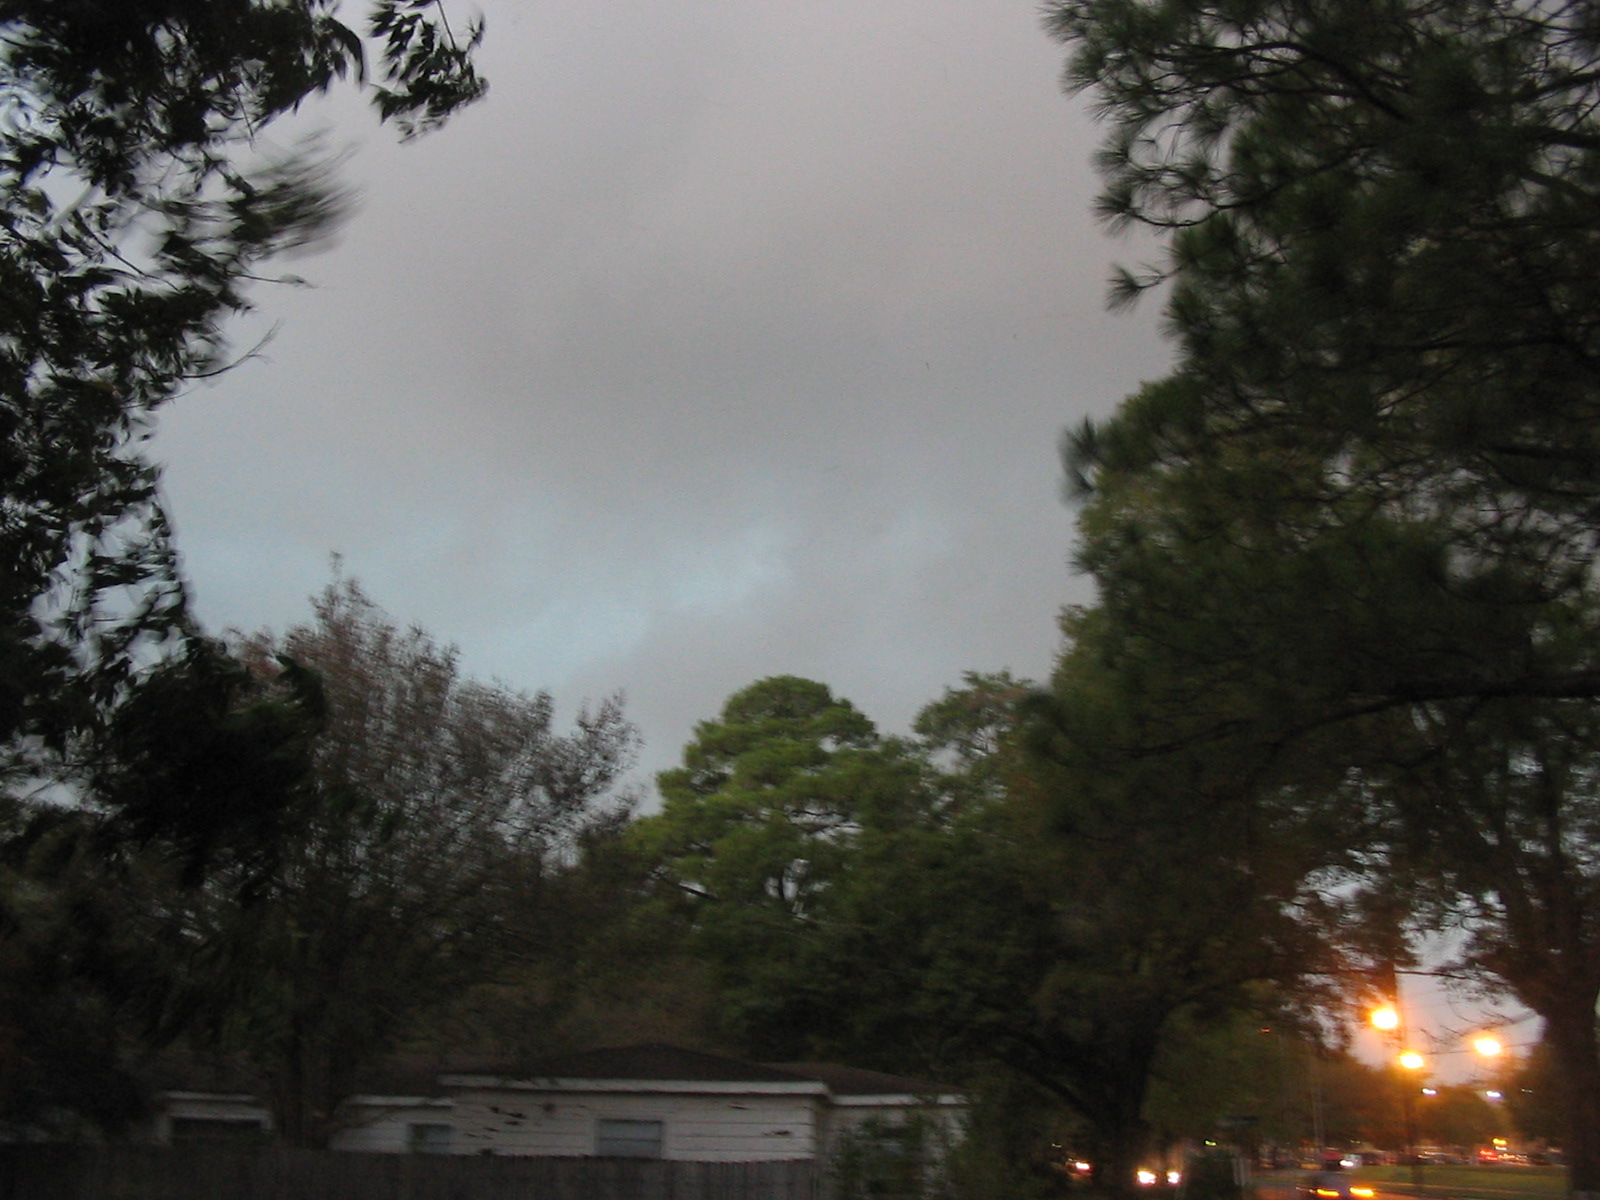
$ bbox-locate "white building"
[150,1044,965,1162]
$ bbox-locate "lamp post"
[1369,1003,1428,1187]
[1471,1031,1508,1158]
[1368,984,1515,1174]
[1397,1052,1427,1187]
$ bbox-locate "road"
[1252,1170,1564,1200]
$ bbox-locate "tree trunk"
[268,1058,312,1148]
[1541,998,1600,1198]
[1028,1052,1153,1200]
[267,1045,336,1148]
[1090,1109,1151,1200]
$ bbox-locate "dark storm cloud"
[155,0,1172,783]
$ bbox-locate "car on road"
[1302,1168,1376,1200]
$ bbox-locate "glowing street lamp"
[1368,998,1424,1183]
[1474,1034,1504,1059]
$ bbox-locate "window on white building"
[408,1122,454,1154]
[596,1118,664,1158]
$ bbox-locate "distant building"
[146,1044,966,1163]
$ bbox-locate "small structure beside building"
[147,1054,463,1154]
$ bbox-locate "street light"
[1370,1003,1426,1185]
[1365,999,1515,1173]
[1472,1033,1505,1114]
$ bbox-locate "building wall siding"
[453,1089,823,1160]
[155,1094,271,1143]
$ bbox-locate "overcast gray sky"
[154,0,1173,786]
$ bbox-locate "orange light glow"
[1370,1006,1401,1031]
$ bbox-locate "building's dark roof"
[771,1063,964,1098]
[146,1043,965,1102]
[468,1044,965,1097]
[497,1044,815,1085]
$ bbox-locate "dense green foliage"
[628,672,1336,1199]
[1043,0,1600,1187]
[174,581,635,1146]
[630,675,927,1057]
[5,580,638,1144]
[1018,632,1337,1196]
[1505,1041,1568,1148]
[1044,0,1600,756]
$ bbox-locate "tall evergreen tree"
[629,675,919,1054]
[1045,0,1600,1187]
[635,673,1328,1199]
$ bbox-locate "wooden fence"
[0,1145,822,1200]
